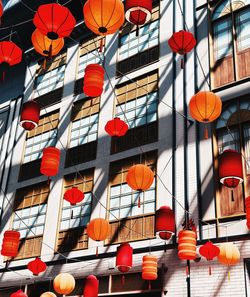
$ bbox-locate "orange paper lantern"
[126,164,154,191]
[87,218,110,241]
[40,147,60,177]
[178,230,197,260]
[83,64,105,97]
[40,293,56,297]
[142,254,158,281]
[1,230,20,257]
[53,273,75,295]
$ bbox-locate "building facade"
[0,0,249,296]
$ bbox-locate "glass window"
[78,50,103,79]
[236,8,250,51]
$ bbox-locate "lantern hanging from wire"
[217,242,240,280]
[142,254,158,290]
[53,273,75,295]
[1,230,20,257]
[64,187,84,205]
[125,0,152,36]
[105,118,128,137]
[40,147,60,179]
[83,275,99,297]
[0,41,22,80]
[245,196,250,230]
[126,164,154,208]
[83,0,125,51]
[189,91,222,139]
[40,293,56,297]
[116,243,133,285]
[83,64,105,97]
[199,241,220,275]
[178,229,197,261]
[27,257,47,276]
[20,101,40,131]
[33,3,76,40]
[10,290,28,297]
[155,206,175,240]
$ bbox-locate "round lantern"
[20,101,40,131]
[1,230,20,257]
[10,290,28,297]
[189,91,222,138]
[83,64,105,97]
[178,230,197,260]
[40,147,60,177]
[199,241,220,275]
[27,257,47,276]
[125,0,152,27]
[53,273,75,295]
[40,293,56,297]
[142,254,157,289]
[105,118,128,137]
[64,187,84,205]
[87,218,110,242]
[245,196,250,230]
[168,30,196,55]
[32,29,64,57]
[83,275,99,297]
[83,0,125,36]
[33,4,76,40]
[155,206,175,240]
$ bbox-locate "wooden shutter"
[71,97,100,121]
[237,48,250,79]
[213,56,234,88]
[36,52,67,76]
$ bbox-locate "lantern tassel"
[231,190,234,202]
[181,58,184,69]
[148,281,151,290]
[47,177,51,186]
[204,125,209,139]
[121,274,125,286]
[138,195,141,208]
[96,246,99,257]
[48,44,52,59]
[136,25,139,37]
[99,39,104,53]
[228,271,230,281]
[43,58,47,70]
[209,265,212,276]
[2,71,5,81]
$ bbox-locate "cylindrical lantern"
[40,147,60,177]
[83,275,99,297]
[245,196,250,229]
[219,149,243,189]
[155,206,175,240]
[53,273,75,295]
[10,290,28,297]
[27,257,47,276]
[20,101,40,131]
[64,187,84,205]
[178,230,197,260]
[87,218,110,241]
[142,254,158,280]
[1,230,20,257]
[125,0,152,26]
[105,118,129,137]
[33,4,76,40]
[168,31,196,55]
[199,241,220,275]
[40,293,56,297]
[126,164,154,191]
[116,243,133,273]
[83,64,105,97]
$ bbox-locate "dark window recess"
[57,227,88,253]
[34,87,63,109]
[117,46,159,76]
[0,287,25,297]
[19,159,42,181]
[74,78,83,95]
[111,122,158,154]
[65,141,97,167]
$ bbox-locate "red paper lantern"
[27,257,47,276]
[199,241,220,275]
[1,230,20,257]
[83,64,105,97]
[40,147,60,177]
[105,118,128,137]
[116,243,133,273]
[64,187,84,205]
[219,149,243,189]
[20,101,40,131]
[83,275,99,297]
[245,196,250,230]
[178,230,197,260]
[10,290,28,297]
[33,4,76,40]
[0,1,3,21]
[155,206,175,240]
[125,0,152,26]
[168,30,196,55]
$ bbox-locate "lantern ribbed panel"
[219,149,243,188]
[64,187,84,205]
[83,275,99,297]
[10,290,28,297]
[189,91,222,123]
[246,196,250,229]
[27,257,47,276]
[105,118,128,137]
[53,273,75,295]
[217,243,240,266]
[20,101,40,131]
[178,230,197,260]
[83,0,125,36]
[116,243,133,273]
[0,41,22,66]
[87,218,110,241]
[142,255,158,280]
[1,230,20,257]
[83,64,105,97]
[155,206,175,240]
[125,0,152,26]
[126,164,154,191]
[40,147,60,177]
[32,29,64,57]
[40,293,57,297]
[168,31,196,55]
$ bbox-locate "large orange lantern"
[142,254,157,289]
[245,196,250,229]
[178,230,197,261]
[189,91,222,138]
[40,147,60,178]
[53,273,75,295]
[1,230,20,257]
[83,64,105,97]
[40,293,56,297]
[20,101,40,131]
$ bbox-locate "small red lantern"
[33,4,76,40]
[27,257,47,276]
[1,230,20,257]
[155,206,175,240]
[168,31,196,55]
[83,275,99,297]
[20,101,40,131]
[40,147,60,177]
[199,241,220,275]
[83,64,105,97]
[116,243,133,284]
[245,196,250,230]
[105,118,128,137]
[64,187,84,205]
[10,290,28,297]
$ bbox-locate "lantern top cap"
[43,146,60,153]
[86,274,98,280]
[221,149,239,154]
[4,230,20,237]
[85,63,105,73]
[158,205,172,211]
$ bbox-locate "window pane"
[236,9,250,51]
